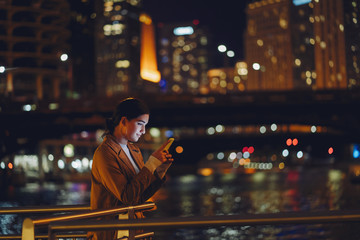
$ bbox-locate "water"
[1,166,360,239]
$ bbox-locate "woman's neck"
[112,132,128,145]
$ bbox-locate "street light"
[217,44,227,53]
[252,63,260,70]
[60,53,68,62]
[226,50,235,58]
[217,44,235,67]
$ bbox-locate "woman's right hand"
[151,139,174,163]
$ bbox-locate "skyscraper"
[0,0,71,100]
[245,0,349,91]
[68,0,96,98]
[343,0,360,88]
[245,0,294,91]
[312,0,347,89]
[94,0,143,97]
[157,21,210,94]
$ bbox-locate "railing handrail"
[1,208,359,240]
[0,232,154,240]
[19,202,156,240]
[0,234,86,239]
[33,202,155,226]
[0,204,90,214]
[47,209,360,232]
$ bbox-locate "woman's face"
[125,114,149,142]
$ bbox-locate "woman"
[88,97,174,239]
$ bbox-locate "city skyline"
[142,0,252,65]
[1,0,359,102]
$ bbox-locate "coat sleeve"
[92,146,164,206]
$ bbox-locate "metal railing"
[0,205,91,215]
[46,209,360,239]
[2,205,360,240]
[0,202,155,240]
[0,205,91,240]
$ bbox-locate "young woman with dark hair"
[88,97,174,240]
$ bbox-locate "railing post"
[21,218,34,240]
[48,226,56,240]
[128,207,135,240]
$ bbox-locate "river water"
[1,166,360,239]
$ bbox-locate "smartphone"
[163,138,174,151]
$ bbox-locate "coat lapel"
[128,143,144,169]
[105,135,137,175]
[118,148,137,175]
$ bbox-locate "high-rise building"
[157,21,210,94]
[312,0,347,89]
[343,0,360,88]
[0,0,71,100]
[68,0,96,98]
[245,0,293,91]
[94,0,144,97]
[245,0,348,91]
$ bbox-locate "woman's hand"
[151,139,174,163]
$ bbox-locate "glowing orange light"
[8,162,13,169]
[248,146,254,154]
[292,138,298,146]
[198,168,213,176]
[140,14,161,83]
[279,162,285,169]
[175,146,183,154]
[286,138,292,146]
[245,168,256,174]
[328,147,334,155]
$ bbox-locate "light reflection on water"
[1,167,360,239]
[148,167,360,239]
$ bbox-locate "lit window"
[173,26,194,36]
[339,24,344,31]
[257,39,263,46]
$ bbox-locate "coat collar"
[104,134,122,154]
[104,134,144,173]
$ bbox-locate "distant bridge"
[1,89,360,161]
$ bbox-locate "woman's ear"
[120,116,127,126]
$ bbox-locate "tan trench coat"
[87,135,165,239]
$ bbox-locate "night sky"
[142,0,253,66]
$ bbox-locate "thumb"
[162,138,174,151]
[152,138,174,163]
[155,138,174,152]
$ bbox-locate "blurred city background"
[1,0,360,239]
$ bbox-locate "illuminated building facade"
[311,0,347,89]
[245,0,293,91]
[0,0,71,100]
[94,0,145,96]
[157,21,210,94]
[343,0,360,88]
[207,65,247,94]
[245,0,348,91]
